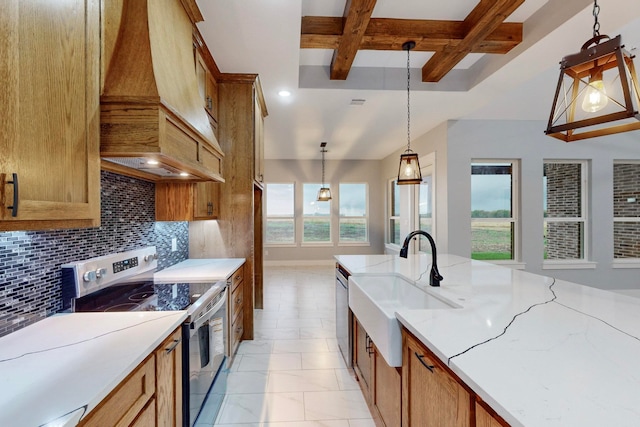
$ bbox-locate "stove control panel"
[113,256,139,274]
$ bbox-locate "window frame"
[470,160,520,264]
[387,178,402,247]
[264,182,296,246]
[338,182,370,246]
[613,160,640,267]
[301,182,333,246]
[542,159,594,269]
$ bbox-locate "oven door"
[188,288,227,426]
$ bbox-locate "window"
[303,183,331,243]
[613,162,640,259]
[265,183,295,244]
[339,183,368,243]
[388,179,401,245]
[543,161,587,260]
[471,162,518,261]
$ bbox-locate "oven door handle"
[192,288,227,330]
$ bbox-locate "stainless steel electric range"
[61,246,228,427]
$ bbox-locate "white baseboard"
[264,259,335,267]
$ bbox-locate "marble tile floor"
[195,265,375,427]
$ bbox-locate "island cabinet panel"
[476,401,510,427]
[353,316,401,427]
[353,317,373,401]
[0,0,101,231]
[155,328,183,427]
[79,356,156,427]
[402,330,471,427]
[130,399,156,427]
[372,346,402,427]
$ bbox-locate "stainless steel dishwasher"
[335,263,352,367]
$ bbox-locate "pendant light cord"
[406,44,411,153]
[592,0,600,38]
[321,147,326,186]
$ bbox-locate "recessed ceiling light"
[278,90,291,97]
[179,172,189,177]
[147,159,159,165]
[350,99,366,106]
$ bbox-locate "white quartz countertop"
[336,254,640,427]
[153,258,245,283]
[0,311,187,427]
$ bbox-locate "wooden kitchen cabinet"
[196,51,219,136]
[228,264,245,362]
[155,328,183,427]
[0,0,101,231]
[402,330,471,427]
[254,96,265,184]
[79,326,183,427]
[79,355,156,427]
[476,401,510,427]
[353,316,401,427]
[353,317,373,401]
[155,181,220,221]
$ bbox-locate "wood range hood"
[100,0,224,182]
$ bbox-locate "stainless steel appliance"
[335,263,352,367]
[61,247,228,426]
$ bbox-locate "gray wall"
[263,159,385,263]
[381,118,640,290]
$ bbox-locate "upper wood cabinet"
[195,52,219,136]
[100,0,224,183]
[0,0,101,231]
[155,182,219,221]
[254,95,266,185]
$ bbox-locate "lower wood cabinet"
[353,316,401,427]
[476,401,509,427]
[402,330,471,427]
[228,264,245,362]
[78,327,182,427]
[155,328,183,427]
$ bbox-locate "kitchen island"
[0,311,186,427]
[336,254,640,427]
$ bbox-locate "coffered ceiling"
[196,0,640,160]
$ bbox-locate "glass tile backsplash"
[0,171,188,337]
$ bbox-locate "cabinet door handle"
[165,338,181,354]
[6,173,18,217]
[206,96,213,110]
[234,275,241,281]
[414,352,435,373]
[207,201,213,216]
[235,297,242,305]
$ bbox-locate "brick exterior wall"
[0,171,189,337]
[613,163,640,258]
[544,163,583,259]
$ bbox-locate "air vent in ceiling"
[350,98,366,106]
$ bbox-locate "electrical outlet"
[172,284,178,298]
[171,237,177,252]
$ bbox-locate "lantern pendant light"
[397,41,422,185]
[545,0,640,142]
[317,142,332,201]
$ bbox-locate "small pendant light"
[545,0,640,142]
[317,142,332,201]
[397,41,422,185]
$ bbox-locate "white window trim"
[542,160,589,265]
[387,178,401,245]
[339,182,369,245]
[265,182,296,246]
[612,160,640,264]
[470,160,520,262]
[302,183,332,245]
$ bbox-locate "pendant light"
[397,41,422,185]
[317,142,332,201]
[545,0,640,142]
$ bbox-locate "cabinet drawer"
[79,356,156,427]
[228,266,244,292]
[230,282,243,321]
